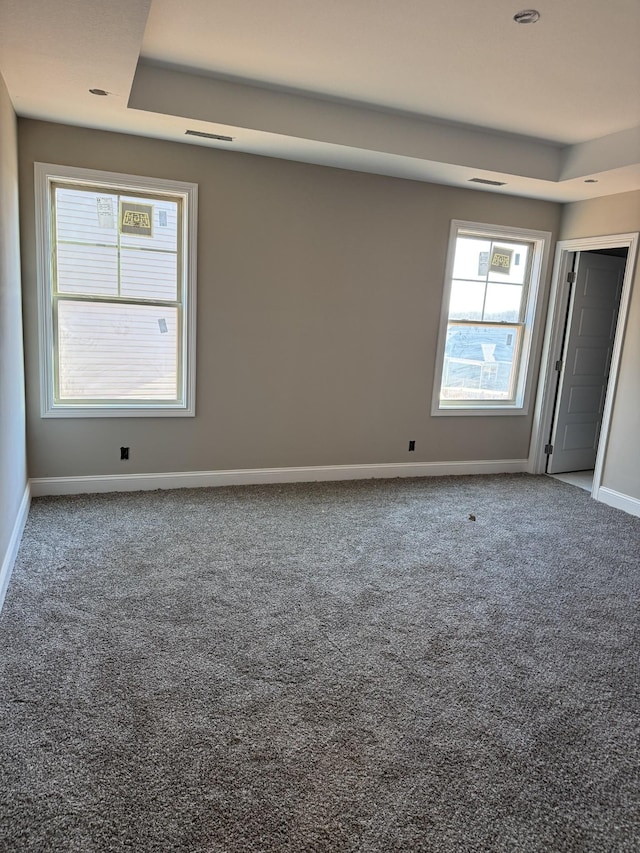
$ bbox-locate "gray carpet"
[1,474,639,852]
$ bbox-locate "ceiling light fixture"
[185,129,234,142]
[513,9,541,23]
[89,88,109,96]
[469,177,507,186]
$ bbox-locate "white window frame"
[431,220,551,417]
[35,163,198,418]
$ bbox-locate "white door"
[547,252,625,474]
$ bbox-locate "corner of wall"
[0,69,29,608]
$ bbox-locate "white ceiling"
[1,0,639,201]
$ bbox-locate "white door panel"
[548,252,625,474]
[561,421,599,452]
[567,385,605,415]
[572,345,610,376]
[577,306,618,337]
[583,268,623,302]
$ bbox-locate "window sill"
[432,403,528,417]
[42,404,195,419]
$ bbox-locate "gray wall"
[0,74,27,563]
[560,191,640,501]
[19,119,561,479]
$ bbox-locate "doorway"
[529,233,639,502]
[547,248,627,492]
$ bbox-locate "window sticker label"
[96,197,115,229]
[158,210,168,227]
[490,247,513,274]
[478,251,489,276]
[120,202,153,237]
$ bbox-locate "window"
[432,220,550,415]
[35,164,197,417]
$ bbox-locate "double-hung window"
[432,220,550,415]
[35,164,197,417]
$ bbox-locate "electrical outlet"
[408,440,415,451]
[120,446,129,460]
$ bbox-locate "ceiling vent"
[513,9,541,24]
[468,178,507,186]
[185,130,234,142]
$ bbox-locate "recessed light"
[514,9,541,23]
[89,88,109,96]
[584,179,599,183]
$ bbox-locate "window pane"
[120,248,178,301]
[487,242,530,284]
[57,243,118,296]
[119,197,178,253]
[449,279,485,320]
[57,301,178,400]
[452,237,492,281]
[483,283,524,322]
[55,188,118,244]
[441,323,520,401]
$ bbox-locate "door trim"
[528,232,639,503]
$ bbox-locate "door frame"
[528,232,639,502]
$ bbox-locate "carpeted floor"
[0,474,639,852]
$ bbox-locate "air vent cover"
[469,178,507,186]
[513,9,541,24]
[185,130,233,142]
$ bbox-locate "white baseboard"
[595,486,640,519]
[0,483,31,612]
[29,458,528,497]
